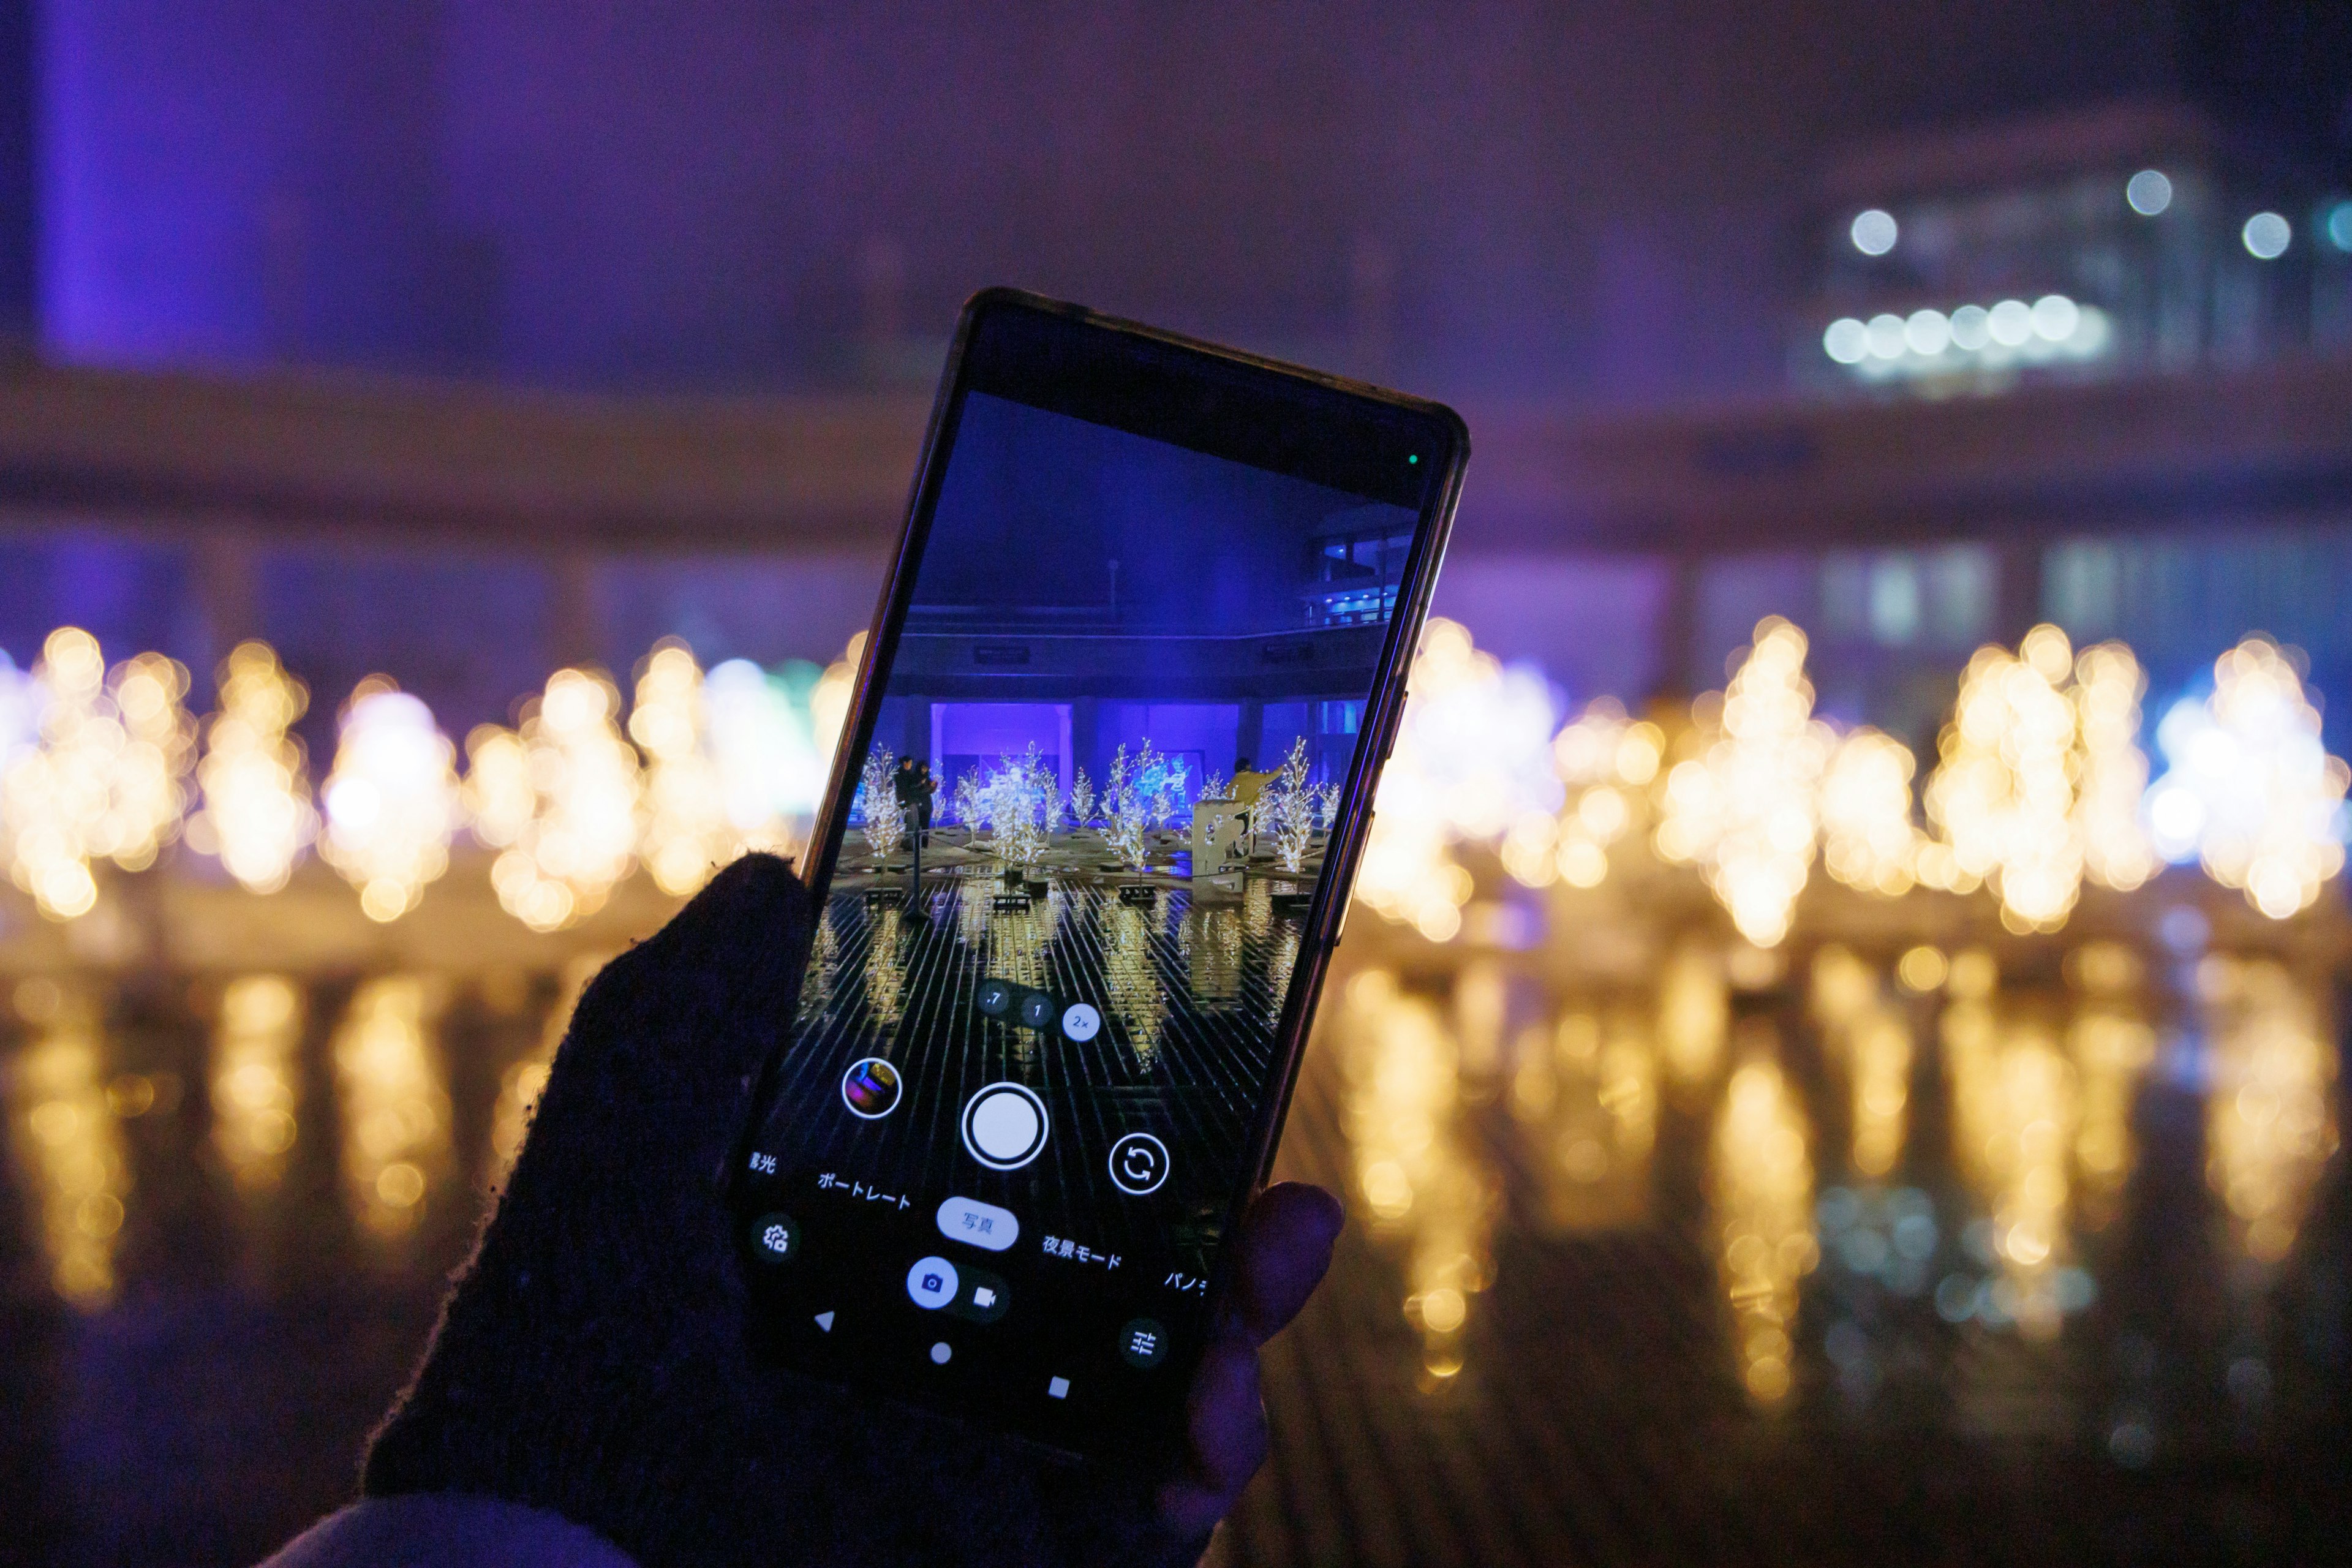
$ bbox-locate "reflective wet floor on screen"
[2,876,2348,1566]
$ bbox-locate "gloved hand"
[362,853,1341,1567]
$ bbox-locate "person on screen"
[1229,756,1273,851]
[254,856,1341,1568]
[894,755,922,831]
[914,760,938,846]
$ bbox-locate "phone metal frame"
[739,285,1469,1440]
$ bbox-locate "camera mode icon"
[907,1255,960,1310]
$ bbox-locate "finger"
[559,851,812,1090]
[1224,1181,1344,1346]
[1154,1184,1342,1534]
[1157,1333,1268,1536]
[520,852,812,1191]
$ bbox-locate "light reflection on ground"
[0,857,2345,1565]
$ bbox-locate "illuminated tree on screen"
[1261,737,1318,872]
[1101,741,1161,869]
[858,745,905,861]
[973,744,1056,870]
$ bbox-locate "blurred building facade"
[0,0,2347,744]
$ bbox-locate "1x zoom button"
[938,1196,1019,1252]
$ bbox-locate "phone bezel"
[737,285,1469,1458]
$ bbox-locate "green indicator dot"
[1408,454,1420,465]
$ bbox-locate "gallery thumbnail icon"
[840,1057,902,1119]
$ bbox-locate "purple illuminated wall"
[31,0,2185,401]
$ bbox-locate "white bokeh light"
[1904,309,1951,355]
[2125,169,2172,216]
[2242,212,2291,260]
[1850,209,1898,256]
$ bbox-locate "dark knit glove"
[362,853,1339,1568]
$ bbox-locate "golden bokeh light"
[630,641,738,895]
[2200,957,2339,1263]
[334,976,452,1240]
[210,974,305,1193]
[1,629,195,919]
[1341,970,1495,1384]
[1711,1047,1816,1404]
[9,981,128,1306]
[470,668,644,932]
[189,642,317,894]
[1655,618,1831,947]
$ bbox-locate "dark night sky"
[14,1,2338,405]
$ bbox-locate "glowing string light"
[0,630,194,919]
[1522,698,1661,891]
[1361,619,1558,940]
[1818,728,1923,896]
[2144,636,2348,919]
[2071,643,2158,893]
[629,641,736,895]
[1924,626,2084,932]
[1655,617,1831,946]
[320,680,462,922]
[190,641,317,894]
[469,668,644,933]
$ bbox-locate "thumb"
[524,851,813,1191]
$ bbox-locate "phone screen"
[737,297,1459,1462]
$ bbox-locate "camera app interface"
[741,387,1419,1446]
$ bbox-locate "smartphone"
[731,288,1468,1466]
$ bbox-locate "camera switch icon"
[1107,1133,1170,1196]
